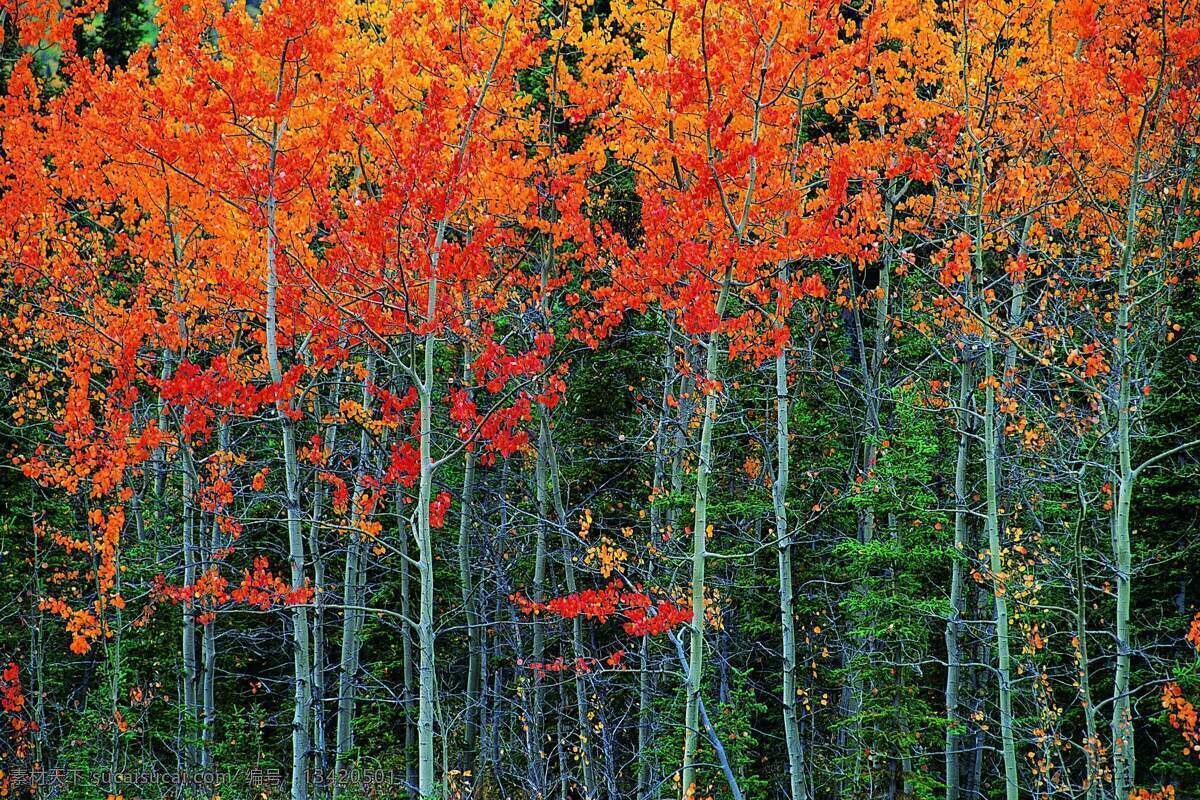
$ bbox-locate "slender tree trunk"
[407,33,508,787]
[414,409,437,799]
[99,493,126,787]
[201,509,217,768]
[181,442,198,765]
[639,335,676,800]
[416,391,437,798]
[1110,143,1143,800]
[415,253,440,797]
[598,689,619,800]
[558,682,570,800]
[310,370,343,781]
[265,171,312,800]
[542,416,598,799]
[30,501,47,765]
[200,423,227,770]
[774,310,807,800]
[457,348,482,765]
[154,352,170,502]
[333,424,374,786]
[334,354,377,792]
[680,267,731,799]
[959,108,1019,798]
[637,635,654,799]
[1074,506,1100,800]
[944,356,972,800]
[843,193,895,786]
[775,77,812,800]
[397,492,417,793]
[981,308,1018,800]
[530,421,552,796]
[670,632,745,800]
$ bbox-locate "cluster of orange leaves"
[512,582,693,638]
[1161,612,1200,760]
[153,557,314,623]
[517,649,627,677]
[0,661,35,796]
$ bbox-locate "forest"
[0,0,1199,797]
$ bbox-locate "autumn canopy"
[0,0,1199,798]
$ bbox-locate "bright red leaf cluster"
[512,583,693,638]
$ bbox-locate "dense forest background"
[1,0,1199,798]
